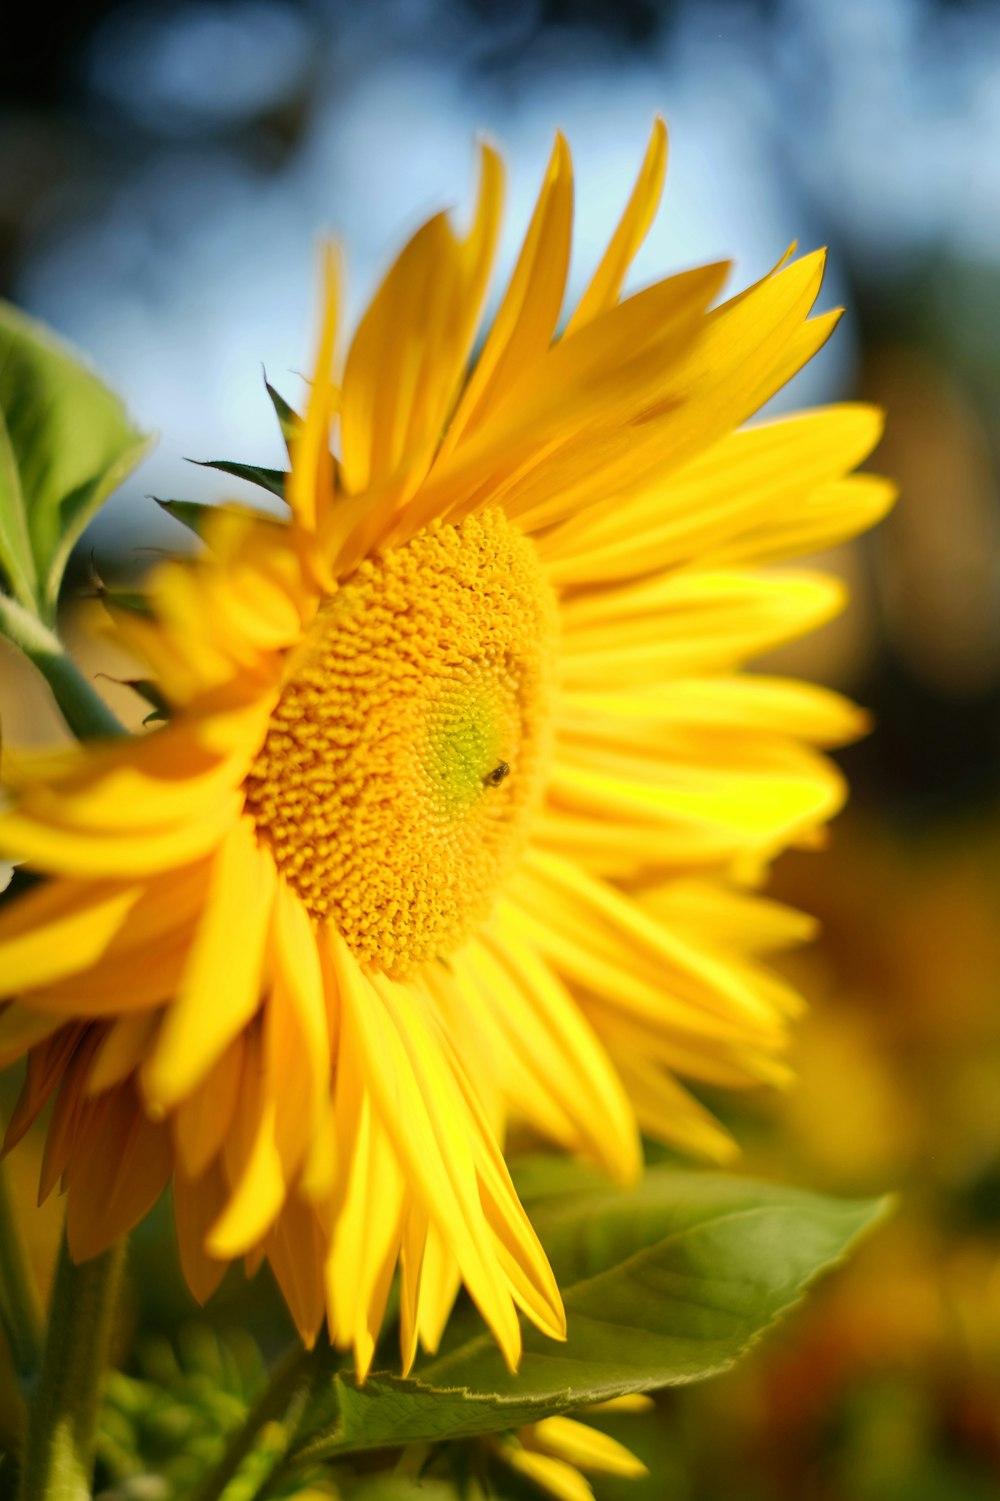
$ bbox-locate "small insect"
[484,761,510,787]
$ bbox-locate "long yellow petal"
[529,1415,648,1477]
[209,1023,286,1256]
[0,880,143,999]
[400,261,726,542]
[3,1025,86,1154]
[0,1003,65,1069]
[565,117,667,335]
[287,242,339,535]
[0,792,243,877]
[266,881,330,1180]
[143,820,275,1111]
[266,1195,327,1347]
[462,930,640,1184]
[325,1089,406,1380]
[172,1160,230,1304]
[509,851,796,1033]
[171,1034,246,1179]
[328,931,523,1369]
[86,1011,162,1095]
[559,676,868,750]
[558,570,846,686]
[65,1085,173,1258]
[541,404,885,584]
[442,133,573,453]
[340,142,504,500]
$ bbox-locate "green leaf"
[189,459,288,500]
[0,302,152,621]
[291,1171,890,1464]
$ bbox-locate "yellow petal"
[641,878,817,955]
[542,403,885,584]
[402,261,726,543]
[173,1160,230,1304]
[530,1415,649,1477]
[0,879,143,998]
[501,1446,596,1501]
[442,133,572,453]
[287,241,339,535]
[143,820,275,1111]
[0,1003,65,1069]
[266,1195,327,1347]
[462,929,640,1184]
[266,880,331,1180]
[510,851,793,1034]
[328,930,524,1369]
[341,142,503,501]
[0,790,243,877]
[209,1023,287,1256]
[325,1087,406,1380]
[545,747,845,865]
[707,473,897,569]
[170,1035,246,1178]
[559,676,868,750]
[87,1012,162,1095]
[559,569,846,685]
[65,1085,172,1258]
[398,1200,429,1374]
[565,117,667,335]
[606,1048,739,1162]
[3,1025,85,1153]
[415,1220,462,1357]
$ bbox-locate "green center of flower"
[244,509,558,976]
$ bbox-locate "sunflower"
[0,122,893,1377]
[492,1397,651,1501]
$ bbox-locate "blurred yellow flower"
[0,122,892,1376]
[494,1399,652,1501]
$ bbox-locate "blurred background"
[3,0,1000,1497]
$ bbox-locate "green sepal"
[284,1170,891,1466]
[154,497,216,538]
[154,496,280,541]
[189,459,288,500]
[0,302,152,623]
[264,374,302,456]
[88,567,154,618]
[108,678,169,725]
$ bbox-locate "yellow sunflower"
[0,122,893,1377]
[492,1397,651,1501]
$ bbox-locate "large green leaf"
[0,302,152,620]
[290,1171,890,1463]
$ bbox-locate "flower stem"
[0,1159,44,1389]
[0,594,125,741]
[18,1234,125,1501]
[189,1344,314,1501]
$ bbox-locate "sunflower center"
[244,509,558,976]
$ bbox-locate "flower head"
[0,122,893,1376]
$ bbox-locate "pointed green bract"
[286,1171,891,1464]
[0,302,152,622]
[189,459,288,500]
[155,496,287,542]
[264,375,301,456]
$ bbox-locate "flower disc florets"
[244,508,558,975]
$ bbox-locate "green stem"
[0,594,125,741]
[189,1345,313,1501]
[18,1234,125,1501]
[0,1159,43,1388]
